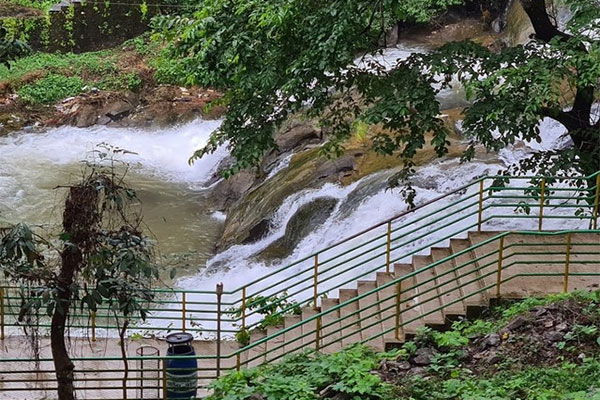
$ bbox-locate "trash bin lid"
[166,332,194,345]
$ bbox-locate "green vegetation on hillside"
[0,36,170,103]
[209,291,600,400]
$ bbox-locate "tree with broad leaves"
[0,146,158,400]
[0,27,30,67]
[155,0,599,197]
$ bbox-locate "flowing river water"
[0,119,228,279]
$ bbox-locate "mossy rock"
[257,197,338,261]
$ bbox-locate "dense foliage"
[155,0,599,184]
[209,345,395,400]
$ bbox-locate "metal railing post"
[496,237,505,298]
[216,282,223,378]
[241,286,247,333]
[0,287,5,340]
[181,292,186,332]
[538,178,546,231]
[315,315,321,351]
[563,232,572,293]
[386,221,392,274]
[162,358,167,400]
[593,174,600,230]
[91,311,96,342]
[478,179,484,232]
[313,254,319,311]
[394,281,401,341]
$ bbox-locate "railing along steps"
[238,232,600,369]
[283,315,302,354]
[430,246,467,318]
[320,298,342,354]
[247,330,267,367]
[393,263,423,337]
[411,255,446,327]
[449,237,488,313]
[266,325,285,362]
[301,306,320,347]
[373,272,401,345]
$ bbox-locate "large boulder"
[257,197,338,261]
[275,121,321,153]
[208,170,257,211]
[216,147,357,250]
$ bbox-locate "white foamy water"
[0,119,224,190]
[0,119,228,280]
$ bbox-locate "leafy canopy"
[156,0,599,183]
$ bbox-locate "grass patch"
[0,50,118,84]
[0,34,191,104]
[0,39,160,103]
[18,73,83,103]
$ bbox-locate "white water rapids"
[0,119,227,277]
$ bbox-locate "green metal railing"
[0,171,599,399]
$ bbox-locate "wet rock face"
[243,218,272,244]
[275,122,321,153]
[256,197,338,261]
[208,170,257,211]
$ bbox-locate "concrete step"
[449,238,488,311]
[357,280,385,351]
[265,325,285,363]
[567,233,600,291]
[376,272,403,343]
[394,263,423,338]
[338,288,362,346]
[246,330,266,367]
[301,306,319,349]
[411,255,445,326]
[320,298,342,354]
[430,246,467,318]
[283,315,303,354]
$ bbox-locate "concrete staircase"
[241,231,600,360]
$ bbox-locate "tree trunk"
[51,184,99,400]
[51,249,79,400]
[520,0,598,176]
[119,319,130,400]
